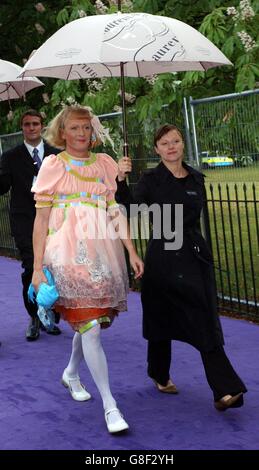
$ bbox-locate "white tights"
[66,332,83,378]
[66,325,116,412]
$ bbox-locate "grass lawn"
[202,162,259,183]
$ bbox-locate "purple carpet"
[0,256,258,450]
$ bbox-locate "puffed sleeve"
[99,153,120,212]
[32,154,66,208]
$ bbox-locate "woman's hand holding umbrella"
[118,156,132,180]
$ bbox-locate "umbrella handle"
[123,142,129,157]
[123,143,131,175]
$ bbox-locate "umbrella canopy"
[20,12,232,154]
[20,12,231,77]
[0,59,43,102]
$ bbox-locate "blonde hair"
[44,105,114,150]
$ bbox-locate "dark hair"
[20,109,43,126]
[154,124,184,147]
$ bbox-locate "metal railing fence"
[0,90,258,318]
[206,182,258,319]
[0,130,23,154]
[0,193,18,257]
[189,89,259,179]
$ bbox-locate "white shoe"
[61,369,91,401]
[105,408,129,434]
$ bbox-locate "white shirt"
[24,139,44,161]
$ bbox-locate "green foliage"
[133,0,163,13]
[56,0,95,26]
[236,63,256,90]
[1,0,259,140]
[199,8,227,43]
[0,0,68,132]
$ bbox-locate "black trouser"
[18,243,38,319]
[147,340,247,401]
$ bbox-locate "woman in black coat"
[116,124,247,411]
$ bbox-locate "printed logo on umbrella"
[103,13,186,62]
[55,48,82,59]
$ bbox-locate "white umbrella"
[0,59,43,102]
[20,12,232,155]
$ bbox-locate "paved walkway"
[0,256,258,450]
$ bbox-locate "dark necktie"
[32,147,42,170]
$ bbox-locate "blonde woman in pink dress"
[31,105,144,433]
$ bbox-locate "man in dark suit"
[0,109,62,341]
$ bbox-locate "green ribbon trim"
[79,316,111,334]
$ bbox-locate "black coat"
[0,142,59,246]
[116,161,224,352]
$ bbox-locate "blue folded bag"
[28,268,59,329]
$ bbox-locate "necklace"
[58,151,103,183]
[61,151,96,166]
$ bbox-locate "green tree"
[181,0,259,96]
[0,0,97,133]
[0,0,258,137]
